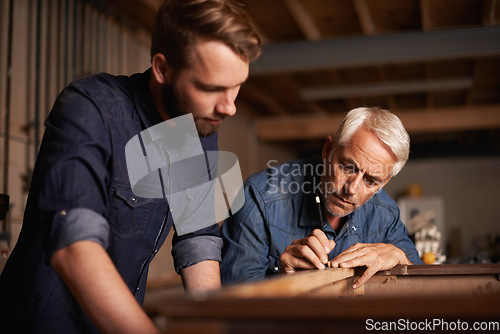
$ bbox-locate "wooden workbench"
[147,264,500,333]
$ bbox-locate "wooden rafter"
[300,78,473,100]
[255,105,500,141]
[239,82,288,115]
[250,27,500,75]
[483,0,499,25]
[420,0,433,30]
[353,0,377,35]
[283,0,322,40]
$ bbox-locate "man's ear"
[151,53,172,85]
[322,135,334,161]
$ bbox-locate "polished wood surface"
[147,264,500,333]
[214,267,354,298]
[375,263,500,276]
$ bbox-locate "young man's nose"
[216,89,238,117]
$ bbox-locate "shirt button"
[274,267,279,272]
[131,197,137,203]
[59,210,67,216]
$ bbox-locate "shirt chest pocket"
[106,185,156,237]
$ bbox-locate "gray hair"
[334,107,410,176]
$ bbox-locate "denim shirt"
[221,156,422,285]
[0,69,222,333]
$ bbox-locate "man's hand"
[329,243,412,289]
[280,229,336,273]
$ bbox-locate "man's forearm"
[180,260,221,292]
[50,240,160,334]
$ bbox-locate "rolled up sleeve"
[46,208,110,260]
[171,230,223,273]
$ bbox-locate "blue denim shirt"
[0,69,222,333]
[221,156,422,285]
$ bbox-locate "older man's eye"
[344,165,356,174]
[336,162,356,175]
[364,178,379,187]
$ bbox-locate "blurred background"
[0,0,499,280]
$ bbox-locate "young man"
[0,1,261,333]
[221,107,422,287]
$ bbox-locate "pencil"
[316,194,331,268]
[315,194,325,232]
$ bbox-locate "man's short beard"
[161,82,184,120]
[320,173,346,217]
[161,82,219,138]
[320,172,362,218]
[192,115,220,137]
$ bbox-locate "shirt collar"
[296,157,361,234]
[298,157,324,228]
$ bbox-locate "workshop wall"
[0,0,151,270]
[384,155,500,261]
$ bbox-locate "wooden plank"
[353,264,500,297]
[283,0,321,40]
[212,268,353,299]
[377,263,500,276]
[150,264,500,332]
[239,81,289,115]
[308,274,359,297]
[364,274,500,297]
[156,292,500,320]
[420,0,433,30]
[215,264,500,300]
[255,105,500,141]
[256,113,344,141]
[250,27,500,75]
[300,78,472,100]
[353,0,376,35]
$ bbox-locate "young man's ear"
[151,53,172,85]
[322,135,335,161]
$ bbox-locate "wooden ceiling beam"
[420,0,433,31]
[250,27,500,75]
[255,105,500,141]
[283,0,322,40]
[483,0,499,25]
[239,82,289,115]
[353,0,377,35]
[300,78,472,100]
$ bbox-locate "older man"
[221,107,422,288]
